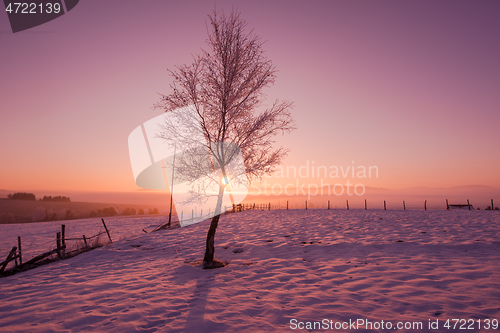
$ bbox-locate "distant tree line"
[89,207,117,218]
[122,207,160,215]
[89,207,159,218]
[7,192,36,201]
[41,196,71,202]
[122,207,137,215]
[7,192,71,202]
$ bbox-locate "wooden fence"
[1,219,112,277]
[227,198,498,212]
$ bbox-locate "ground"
[0,209,499,332]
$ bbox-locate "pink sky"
[1,1,499,203]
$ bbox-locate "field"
[0,199,166,223]
[0,209,499,332]
[0,215,166,263]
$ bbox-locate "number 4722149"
[5,2,61,14]
[444,319,498,330]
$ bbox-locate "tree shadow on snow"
[181,265,229,332]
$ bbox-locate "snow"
[1,209,499,332]
[0,216,163,262]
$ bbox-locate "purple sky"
[1,0,499,201]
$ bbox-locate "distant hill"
[0,200,166,224]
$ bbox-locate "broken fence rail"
[1,219,112,276]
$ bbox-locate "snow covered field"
[0,216,165,262]
[1,209,499,332]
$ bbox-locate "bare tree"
[155,10,295,269]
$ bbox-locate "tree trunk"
[202,184,225,268]
[203,214,220,264]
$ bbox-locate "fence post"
[384,200,386,210]
[61,225,66,255]
[467,199,471,210]
[83,235,88,249]
[403,201,406,210]
[446,199,449,210]
[56,232,62,259]
[268,203,271,210]
[17,236,22,265]
[14,246,18,267]
[424,200,427,211]
[365,199,367,210]
[346,200,349,210]
[492,199,494,210]
[0,247,17,274]
[101,219,113,244]
[328,200,330,210]
[305,201,308,210]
